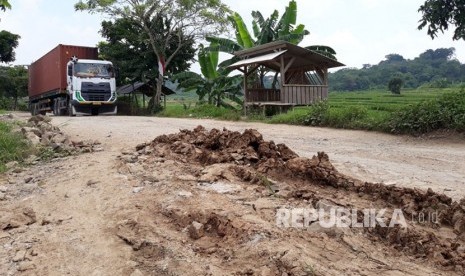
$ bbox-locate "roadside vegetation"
[160,87,465,136]
[0,121,33,172]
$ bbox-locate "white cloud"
[1,0,464,70]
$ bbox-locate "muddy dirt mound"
[146,125,298,166]
[140,126,456,222]
[126,126,465,273]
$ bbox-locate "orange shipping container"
[28,44,98,99]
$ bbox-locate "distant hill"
[329,48,465,91]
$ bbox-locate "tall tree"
[0,65,27,109]
[0,0,19,63]
[0,30,20,63]
[418,0,465,40]
[75,0,230,112]
[98,17,196,87]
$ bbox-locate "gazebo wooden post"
[279,55,285,103]
[243,65,248,115]
[324,68,329,98]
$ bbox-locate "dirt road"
[1,113,464,275]
[50,115,465,200]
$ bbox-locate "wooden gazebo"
[229,41,344,113]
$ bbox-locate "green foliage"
[159,103,241,120]
[0,65,28,110]
[0,0,12,11]
[267,88,465,134]
[330,48,465,91]
[0,122,33,172]
[0,30,20,63]
[266,108,308,125]
[296,101,369,129]
[418,0,465,41]
[206,0,327,59]
[301,100,330,126]
[99,17,196,86]
[76,0,231,108]
[173,44,243,108]
[388,77,404,94]
[389,90,465,134]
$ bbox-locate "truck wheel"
[52,99,59,116]
[30,103,37,116]
[68,101,76,117]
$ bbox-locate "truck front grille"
[81,82,111,101]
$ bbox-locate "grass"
[158,102,242,121]
[269,88,465,134]
[153,87,465,135]
[0,121,34,172]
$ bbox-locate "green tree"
[388,77,404,94]
[0,30,20,63]
[0,0,11,11]
[98,17,196,87]
[418,0,465,40]
[75,0,230,112]
[0,65,28,110]
[0,0,20,63]
[207,1,336,88]
[173,44,242,108]
[206,0,313,62]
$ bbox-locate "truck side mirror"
[67,65,73,76]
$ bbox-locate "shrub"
[389,90,465,134]
[388,77,404,94]
[302,100,330,126]
[190,104,241,121]
[0,122,34,172]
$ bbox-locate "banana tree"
[173,44,243,108]
[207,0,337,88]
[207,0,338,62]
[207,1,309,54]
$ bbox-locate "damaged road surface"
[1,113,465,275]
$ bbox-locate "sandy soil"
[49,115,465,200]
[1,112,464,276]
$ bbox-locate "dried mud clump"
[148,125,298,167]
[139,126,457,218]
[132,126,465,271]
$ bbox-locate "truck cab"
[66,58,117,115]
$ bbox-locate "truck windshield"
[74,63,114,78]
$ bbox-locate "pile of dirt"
[127,126,465,272]
[140,126,456,222]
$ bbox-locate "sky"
[1,0,464,72]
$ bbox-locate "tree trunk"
[150,74,163,114]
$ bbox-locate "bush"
[190,104,241,121]
[0,122,34,172]
[268,108,309,125]
[302,101,330,126]
[388,77,404,94]
[389,90,465,134]
[301,101,368,128]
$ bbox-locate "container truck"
[28,44,117,116]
